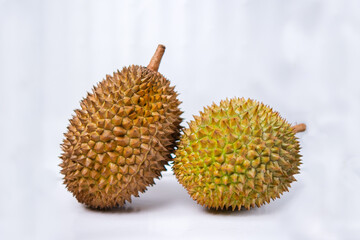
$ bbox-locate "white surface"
[0,0,360,239]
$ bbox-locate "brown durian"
[60,45,182,209]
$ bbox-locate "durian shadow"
[84,205,140,214]
[203,206,260,216]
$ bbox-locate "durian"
[60,45,182,209]
[173,97,306,210]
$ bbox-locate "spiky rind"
[60,65,182,209]
[173,98,301,210]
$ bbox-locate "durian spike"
[292,123,306,133]
[147,44,166,72]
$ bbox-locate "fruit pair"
[60,45,306,210]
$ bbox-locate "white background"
[0,0,359,239]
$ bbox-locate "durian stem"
[292,123,306,133]
[147,44,166,72]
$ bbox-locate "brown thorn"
[292,123,306,133]
[147,44,165,72]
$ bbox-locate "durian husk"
[173,97,304,210]
[60,46,182,209]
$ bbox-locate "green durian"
[173,97,306,210]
